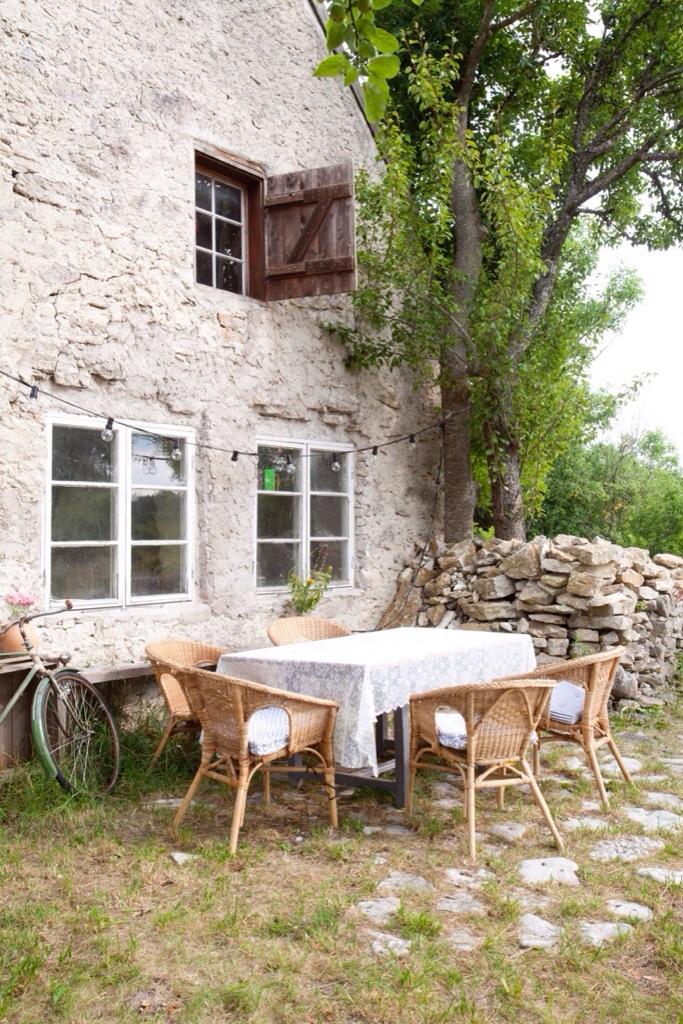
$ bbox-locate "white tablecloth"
[217,627,535,774]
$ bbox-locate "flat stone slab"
[518,857,580,886]
[377,871,435,893]
[589,836,665,862]
[579,921,633,947]
[434,798,462,811]
[369,930,412,957]
[606,899,653,921]
[363,826,383,835]
[170,851,199,866]
[564,757,584,771]
[581,800,603,813]
[638,775,670,783]
[432,781,460,798]
[447,927,484,952]
[660,757,683,766]
[445,867,495,889]
[437,894,486,916]
[385,825,413,836]
[623,807,683,832]
[512,888,553,912]
[357,896,400,925]
[636,866,683,884]
[489,821,527,843]
[518,913,561,949]
[601,757,642,776]
[563,817,608,832]
[148,797,184,808]
[644,792,683,811]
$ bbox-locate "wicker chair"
[169,663,339,853]
[266,615,351,646]
[507,647,631,809]
[145,639,232,769]
[407,678,564,863]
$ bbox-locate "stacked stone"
[383,534,683,699]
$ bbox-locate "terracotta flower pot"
[1,622,39,653]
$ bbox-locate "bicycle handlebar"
[1,600,74,635]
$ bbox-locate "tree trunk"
[441,376,477,543]
[488,441,526,540]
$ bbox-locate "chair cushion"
[436,711,468,750]
[247,706,290,756]
[549,679,585,725]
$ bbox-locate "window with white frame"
[256,443,352,588]
[48,419,193,605]
[195,161,248,295]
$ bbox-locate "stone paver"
[369,930,412,957]
[512,888,554,912]
[437,893,486,916]
[581,800,602,812]
[563,817,609,832]
[434,798,462,811]
[377,871,435,893]
[589,836,665,862]
[170,851,199,866]
[579,921,633,947]
[447,927,484,952]
[606,899,653,921]
[636,866,683,884]
[517,913,561,949]
[638,775,670,783]
[363,826,383,835]
[489,821,527,843]
[601,756,642,776]
[386,825,413,836]
[357,897,400,925]
[644,791,683,811]
[623,807,683,832]
[432,782,460,798]
[564,757,585,771]
[518,857,580,886]
[445,867,495,889]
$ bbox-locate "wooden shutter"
[264,162,355,300]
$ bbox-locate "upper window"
[48,419,193,606]
[256,442,353,589]
[195,168,247,295]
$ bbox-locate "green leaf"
[367,54,400,79]
[362,79,388,122]
[366,26,399,52]
[325,19,348,50]
[314,54,349,77]
[372,0,393,8]
[343,66,360,85]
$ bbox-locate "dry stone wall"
[382,534,683,704]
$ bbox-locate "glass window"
[194,166,245,294]
[256,444,351,588]
[49,421,192,606]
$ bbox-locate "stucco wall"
[0,0,438,662]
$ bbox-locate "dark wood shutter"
[264,162,355,300]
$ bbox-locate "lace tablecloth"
[217,627,535,774]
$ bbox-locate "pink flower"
[4,590,37,618]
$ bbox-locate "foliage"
[531,428,683,556]
[287,566,332,614]
[3,589,37,621]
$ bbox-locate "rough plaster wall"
[0,0,438,663]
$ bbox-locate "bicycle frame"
[0,603,74,727]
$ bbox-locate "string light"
[29,385,38,399]
[171,439,182,462]
[285,454,296,476]
[331,453,341,473]
[372,445,378,456]
[231,450,239,462]
[101,417,114,442]
[409,434,416,449]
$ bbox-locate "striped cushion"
[247,706,289,755]
[549,679,585,725]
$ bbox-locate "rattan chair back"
[267,616,351,646]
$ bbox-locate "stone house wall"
[0,0,438,663]
[382,534,683,703]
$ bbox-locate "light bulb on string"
[231,451,239,462]
[331,453,341,473]
[285,454,296,475]
[29,385,38,400]
[101,418,114,443]
[171,439,182,462]
[409,435,416,449]
[372,446,378,457]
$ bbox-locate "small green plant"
[287,566,332,614]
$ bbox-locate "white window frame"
[194,164,247,295]
[45,414,195,609]
[255,437,354,592]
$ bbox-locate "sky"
[589,244,683,459]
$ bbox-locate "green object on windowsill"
[263,467,275,490]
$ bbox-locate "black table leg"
[393,704,409,808]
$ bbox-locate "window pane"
[131,545,186,597]
[258,446,301,492]
[195,172,212,211]
[310,541,346,582]
[257,543,299,587]
[51,546,117,601]
[310,495,347,538]
[195,211,212,250]
[131,434,187,486]
[310,450,347,493]
[52,486,116,542]
[214,180,241,221]
[196,249,213,286]
[132,491,186,541]
[257,494,299,539]
[216,257,242,294]
[52,426,116,483]
[215,219,242,259]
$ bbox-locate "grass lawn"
[0,692,681,1023]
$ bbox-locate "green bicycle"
[0,602,120,797]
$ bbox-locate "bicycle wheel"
[32,671,120,797]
